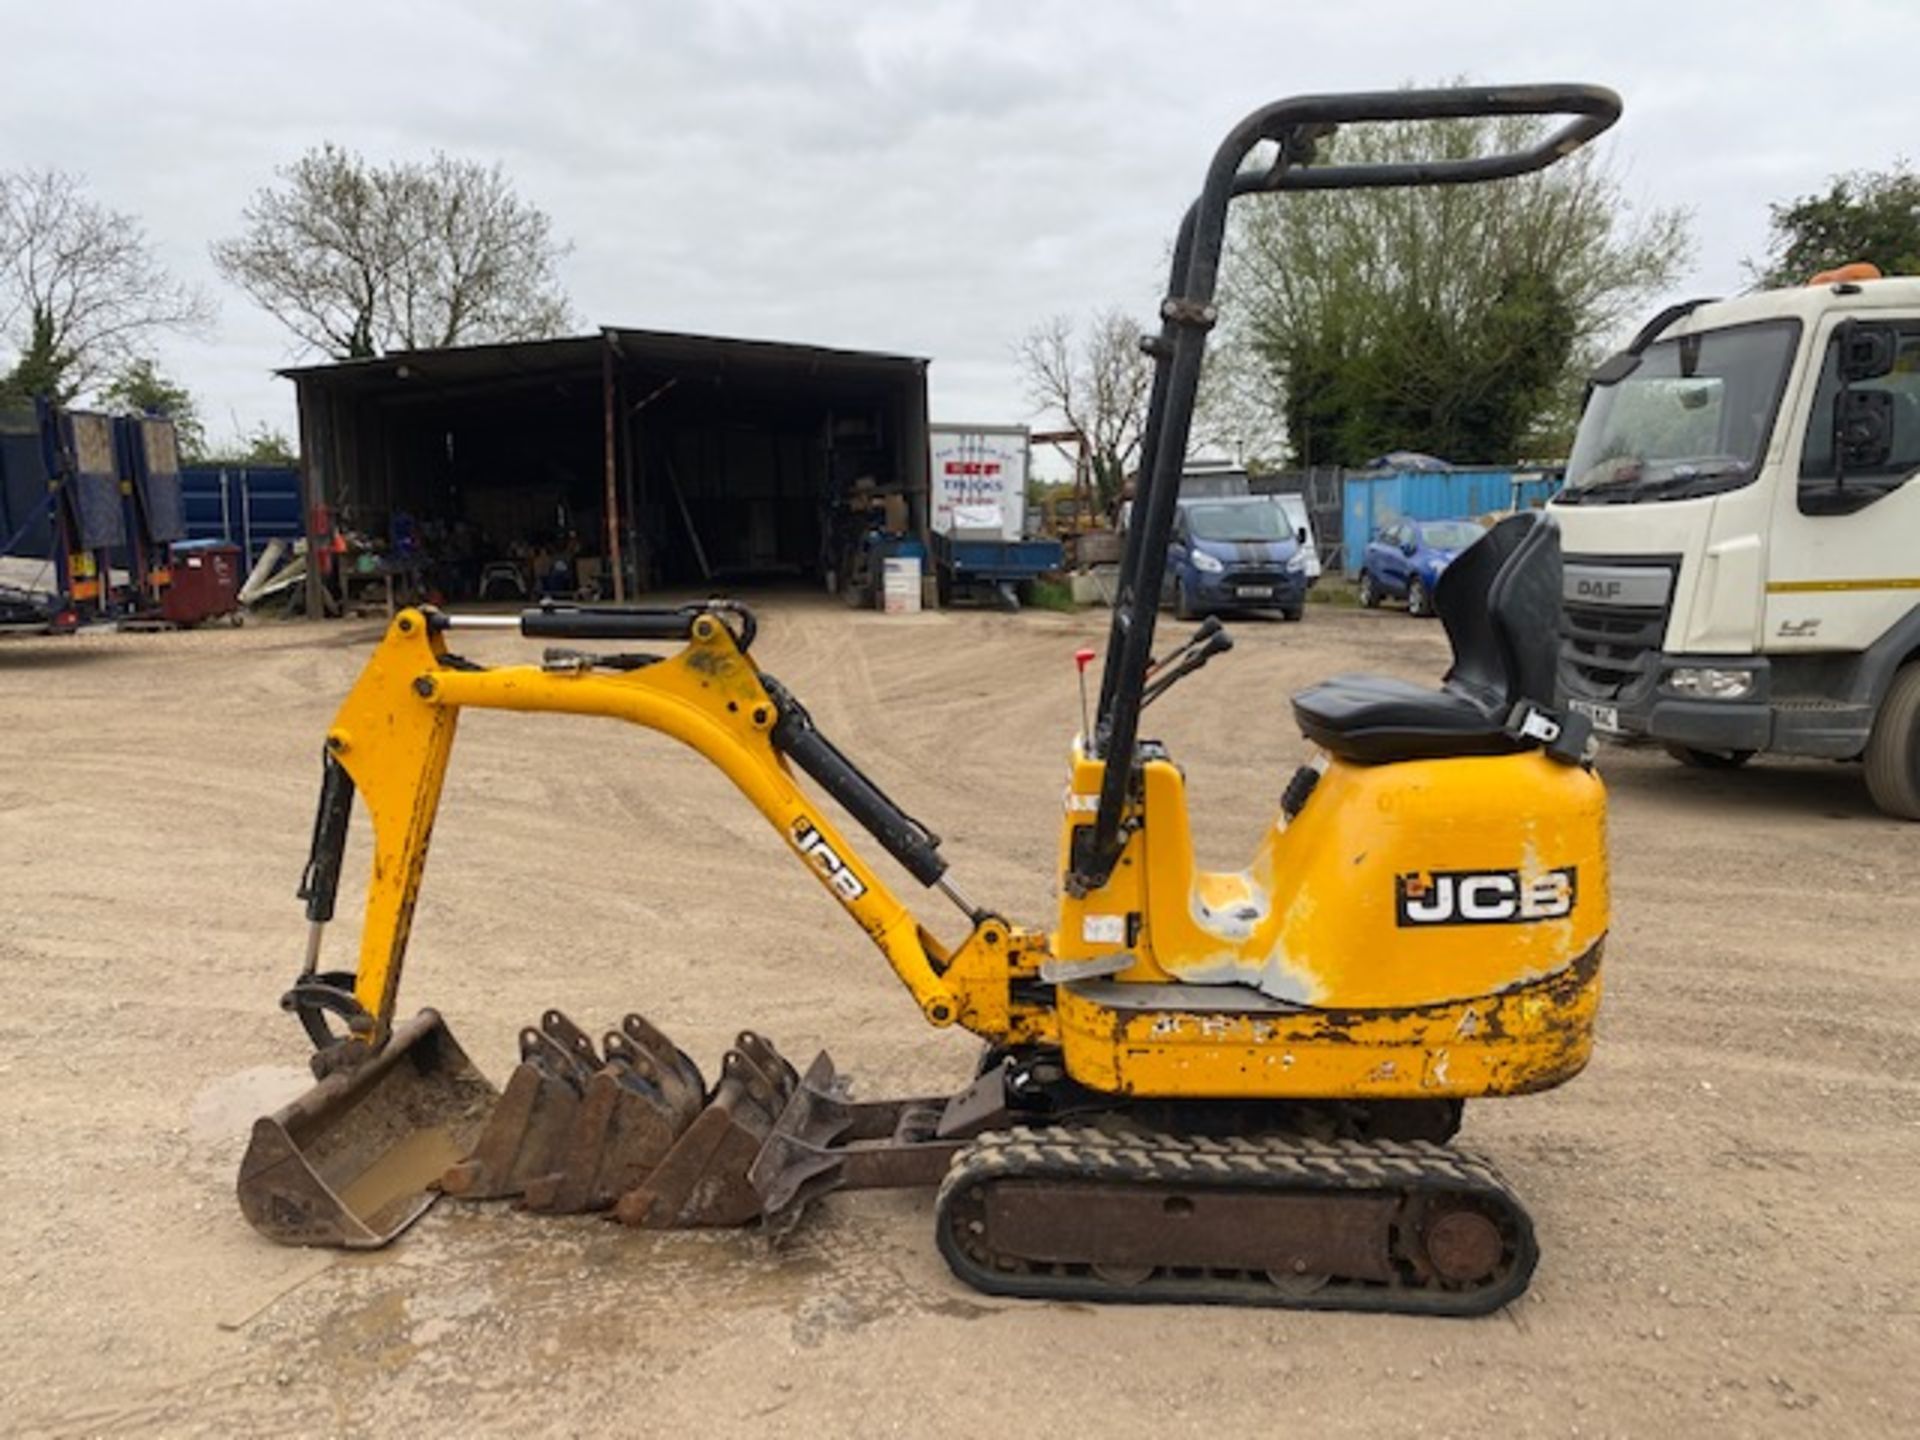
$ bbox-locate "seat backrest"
[1433,511,1562,710]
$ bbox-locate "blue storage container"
[1340,468,1562,572]
[179,466,303,567]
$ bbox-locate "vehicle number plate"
[1568,698,1621,734]
[1234,585,1273,599]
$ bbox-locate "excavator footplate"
[933,1128,1536,1315]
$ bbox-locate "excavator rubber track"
[933,1127,1536,1315]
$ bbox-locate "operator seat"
[1291,512,1563,764]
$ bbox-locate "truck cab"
[1550,271,1920,817]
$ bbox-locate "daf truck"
[1551,267,1920,818]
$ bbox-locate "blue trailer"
[0,407,59,629]
[933,533,1064,611]
[113,414,188,616]
[1,402,125,630]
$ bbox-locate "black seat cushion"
[1289,512,1562,764]
[1292,673,1521,764]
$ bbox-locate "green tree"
[213,144,573,359]
[0,308,75,407]
[98,357,206,461]
[1206,104,1691,466]
[207,422,297,467]
[1749,163,1920,288]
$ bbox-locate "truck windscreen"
[1560,320,1801,504]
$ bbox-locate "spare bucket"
[237,1009,499,1248]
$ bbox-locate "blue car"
[1167,497,1310,621]
[1358,518,1488,617]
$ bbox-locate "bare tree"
[1017,308,1152,511]
[0,169,210,402]
[1194,348,1288,471]
[213,144,573,359]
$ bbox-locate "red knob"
[1074,647,1096,672]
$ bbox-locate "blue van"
[1167,496,1310,621]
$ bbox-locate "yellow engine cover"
[1050,750,1608,1101]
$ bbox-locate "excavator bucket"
[614,1032,800,1228]
[238,1009,499,1248]
[521,1037,699,1213]
[443,1009,762,1221]
[439,1024,595,1201]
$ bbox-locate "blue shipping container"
[1340,468,1561,572]
[180,466,303,568]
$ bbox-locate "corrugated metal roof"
[278,327,928,393]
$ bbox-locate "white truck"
[1550,269,1920,818]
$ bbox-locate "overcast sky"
[4,0,1916,451]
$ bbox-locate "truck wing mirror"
[1296,526,1309,544]
[1836,389,1894,472]
[1838,321,1898,383]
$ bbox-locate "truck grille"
[1562,603,1666,691]
[1558,558,1677,702]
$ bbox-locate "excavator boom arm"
[295,607,1032,1062]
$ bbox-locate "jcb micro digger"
[241,84,1617,1314]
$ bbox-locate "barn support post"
[299,382,325,620]
[602,337,626,602]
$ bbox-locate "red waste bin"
[162,542,242,626]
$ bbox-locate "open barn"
[285,329,930,613]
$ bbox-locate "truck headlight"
[1286,550,1310,573]
[1191,551,1224,573]
[1667,666,1755,700]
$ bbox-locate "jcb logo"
[792,820,867,904]
[1396,867,1577,927]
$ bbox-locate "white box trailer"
[928,423,1064,609]
[930,424,1029,540]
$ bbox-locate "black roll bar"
[1076,84,1621,891]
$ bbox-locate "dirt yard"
[2,598,1915,1438]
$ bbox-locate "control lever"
[1147,615,1224,677]
[1074,647,1096,743]
[1141,625,1234,708]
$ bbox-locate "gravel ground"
[2,598,1915,1438]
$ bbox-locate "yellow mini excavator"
[241,84,1617,1315]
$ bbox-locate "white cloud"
[3,0,1913,447]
